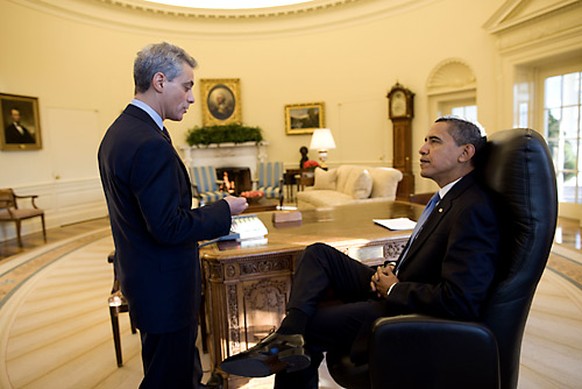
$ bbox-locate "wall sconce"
[309,128,336,168]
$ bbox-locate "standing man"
[98,42,247,388]
[220,116,502,388]
[4,108,35,144]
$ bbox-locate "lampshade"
[309,128,336,151]
[309,128,336,168]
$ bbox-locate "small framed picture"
[284,102,325,135]
[200,78,241,126]
[0,93,42,151]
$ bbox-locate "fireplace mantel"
[180,142,268,179]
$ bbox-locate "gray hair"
[133,42,197,94]
[435,115,487,158]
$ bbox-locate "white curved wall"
[4,0,574,239]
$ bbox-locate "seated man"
[220,116,502,388]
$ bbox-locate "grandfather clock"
[387,82,415,200]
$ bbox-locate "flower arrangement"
[303,160,320,169]
[240,190,264,204]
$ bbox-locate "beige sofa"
[296,165,403,209]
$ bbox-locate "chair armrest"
[14,194,40,209]
[370,314,500,389]
[191,183,202,200]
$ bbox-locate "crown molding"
[483,0,582,56]
[10,0,437,37]
[484,0,581,33]
[97,0,360,19]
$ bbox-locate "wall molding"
[0,178,108,244]
[484,0,582,56]
[426,58,476,96]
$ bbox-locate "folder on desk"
[373,218,416,231]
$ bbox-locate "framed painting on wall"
[284,102,325,135]
[200,78,241,126]
[0,93,42,151]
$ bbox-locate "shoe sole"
[220,349,311,377]
[279,347,311,373]
[220,354,287,377]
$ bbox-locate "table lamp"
[309,128,336,169]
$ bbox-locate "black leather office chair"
[326,128,558,389]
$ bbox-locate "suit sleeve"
[129,137,231,245]
[387,200,500,321]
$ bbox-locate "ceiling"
[143,0,316,10]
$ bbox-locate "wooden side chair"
[107,251,137,367]
[107,251,210,366]
[0,188,46,247]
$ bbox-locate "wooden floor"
[0,217,581,388]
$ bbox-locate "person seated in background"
[220,116,503,389]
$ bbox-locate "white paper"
[373,218,416,231]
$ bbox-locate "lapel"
[403,172,477,259]
[123,105,192,198]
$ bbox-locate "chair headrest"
[480,128,557,309]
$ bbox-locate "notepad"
[373,218,416,231]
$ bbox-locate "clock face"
[391,90,407,117]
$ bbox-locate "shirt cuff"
[386,283,397,297]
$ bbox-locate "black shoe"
[200,372,223,389]
[219,332,311,377]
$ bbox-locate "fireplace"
[216,167,252,196]
[180,142,268,181]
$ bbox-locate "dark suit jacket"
[389,172,501,321]
[98,104,231,333]
[5,123,35,144]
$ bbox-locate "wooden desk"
[201,201,422,387]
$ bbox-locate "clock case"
[387,82,415,199]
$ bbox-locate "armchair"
[0,188,46,247]
[256,161,284,206]
[189,166,227,206]
[326,128,558,389]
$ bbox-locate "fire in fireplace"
[216,167,252,196]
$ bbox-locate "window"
[543,71,582,203]
[451,104,477,122]
[434,96,477,122]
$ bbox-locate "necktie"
[396,192,440,273]
[161,127,172,144]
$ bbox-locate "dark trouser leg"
[275,243,385,388]
[139,322,202,389]
[286,243,376,317]
[275,299,388,388]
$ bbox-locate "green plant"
[185,123,263,146]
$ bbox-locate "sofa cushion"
[296,190,354,209]
[335,165,373,199]
[312,167,337,190]
[369,168,403,198]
